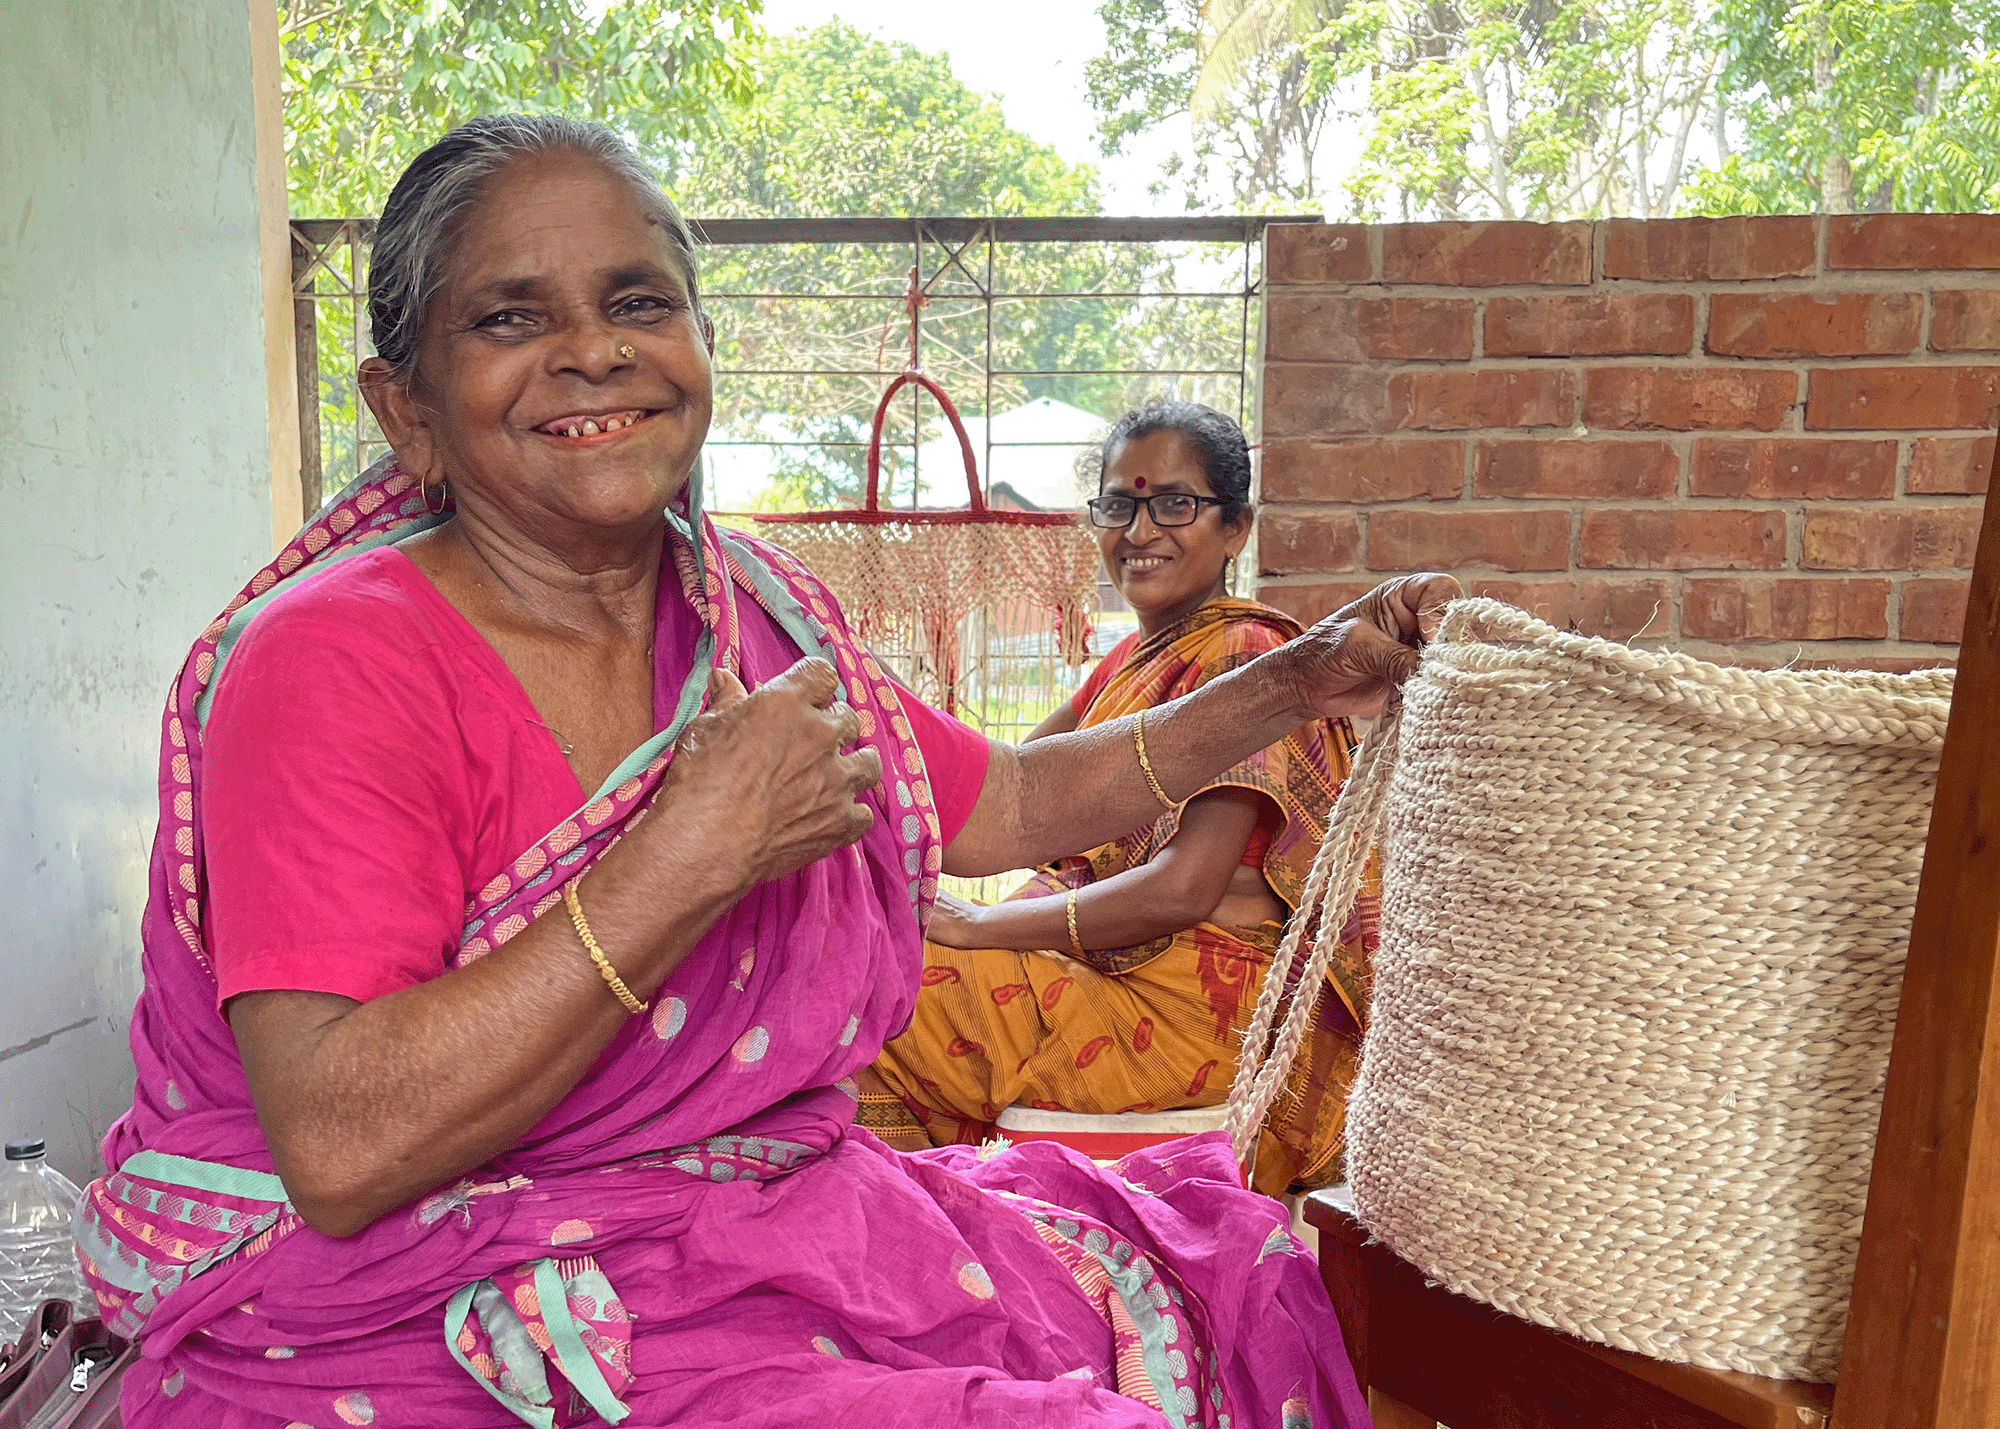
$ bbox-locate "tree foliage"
[280,0,763,215]
[1092,0,2000,220]
[1307,0,1718,219]
[1096,0,1718,219]
[1088,0,1334,209]
[667,20,1099,219]
[1679,0,2000,214]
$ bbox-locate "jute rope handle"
[1222,692,1404,1166]
[1222,594,1953,1168]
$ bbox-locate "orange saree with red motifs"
[864,598,1378,1194]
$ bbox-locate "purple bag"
[0,1303,72,1405]
[0,1311,127,1429]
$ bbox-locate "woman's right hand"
[1280,573,1461,720]
[659,657,883,889]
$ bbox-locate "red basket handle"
[865,370,984,514]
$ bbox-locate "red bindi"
[1133,476,1147,488]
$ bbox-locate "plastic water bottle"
[0,1139,92,1348]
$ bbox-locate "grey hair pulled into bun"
[366,115,701,381]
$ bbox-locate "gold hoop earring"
[424,478,448,516]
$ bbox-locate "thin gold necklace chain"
[526,642,655,760]
[529,719,576,758]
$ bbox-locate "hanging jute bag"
[1225,598,1953,1382]
[752,373,1101,713]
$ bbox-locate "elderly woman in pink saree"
[78,116,1450,1429]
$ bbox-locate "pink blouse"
[200,546,990,1007]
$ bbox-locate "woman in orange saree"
[864,403,1377,1194]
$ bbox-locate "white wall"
[0,0,281,1181]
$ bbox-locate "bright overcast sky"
[753,0,1192,214]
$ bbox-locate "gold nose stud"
[618,344,636,359]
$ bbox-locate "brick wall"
[1254,215,2000,667]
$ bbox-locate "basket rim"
[1426,597,1955,746]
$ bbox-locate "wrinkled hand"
[922,889,988,949]
[660,658,882,889]
[1283,573,1461,720]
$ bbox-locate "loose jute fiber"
[1226,598,1953,1381]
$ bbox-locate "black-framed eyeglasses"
[1086,493,1229,529]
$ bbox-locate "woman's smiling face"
[1096,428,1251,631]
[380,150,715,543]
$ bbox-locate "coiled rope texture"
[1224,598,1953,1380]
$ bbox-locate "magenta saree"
[77,459,1370,1429]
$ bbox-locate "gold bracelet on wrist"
[1133,708,1176,809]
[1065,887,1085,957]
[563,882,648,1015]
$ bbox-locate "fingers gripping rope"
[1224,700,1405,1166]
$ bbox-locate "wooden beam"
[1307,1191,1834,1429]
[248,0,301,550]
[289,215,1327,247]
[1832,436,2000,1427]
[688,215,1323,246]
[290,233,323,523]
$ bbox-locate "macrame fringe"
[764,519,1101,704]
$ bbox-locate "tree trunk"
[1821,150,1854,212]
[1814,24,1852,212]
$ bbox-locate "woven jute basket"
[1234,599,1954,1382]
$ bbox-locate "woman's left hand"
[1281,572,1462,720]
[923,890,989,949]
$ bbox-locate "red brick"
[1689,439,1897,499]
[1707,292,1920,358]
[1264,292,1372,363]
[1474,439,1677,499]
[1256,509,1360,575]
[1801,508,1984,569]
[1355,297,1476,359]
[1930,290,2000,351]
[1584,367,1796,432]
[1468,578,1670,638]
[1253,580,1381,624]
[1486,294,1695,357]
[1382,221,1591,286]
[1602,217,1816,281]
[1389,368,1575,430]
[1807,366,2000,430]
[1266,223,1371,284]
[1260,364,1389,438]
[1828,214,2000,271]
[1683,578,1890,641]
[1901,578,1972,642]
[1579,509,1785,570]
[1259,440,1462,503]
[1909,435,1998,494]
[1264,293,1475,362]
[1365,509,1571,571]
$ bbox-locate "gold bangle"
[563,882,648,1015]
[1133,708,1175,809]
[1065,887,1085,957]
